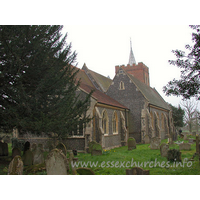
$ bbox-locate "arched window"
[102,110,109,134]
[112,111,118,134]
[119,81,125,90]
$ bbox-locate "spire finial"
[128,38,136,65]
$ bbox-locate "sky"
[62,25,194,107]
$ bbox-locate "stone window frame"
[112,111,118,135]
[102,109,109,135]
[119,81,125,90]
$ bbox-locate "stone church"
[14,41,175,152]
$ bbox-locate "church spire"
[128,38,136,65]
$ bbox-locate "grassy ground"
[0,137,199,175]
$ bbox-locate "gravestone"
[45,149,68,175]
[126,167,150,175]
[160,143,169,157]
[12,147,21,159]
[23,149,33,166]
[128,137,136,150]
[0,142,8,156]
[56,142,67,156]
[8,156,23,175]
[23,141,30,155]
[76,167,95,175]
[183,134,187,140]
[150,137,160,150]
[179,143,191,151]
[188,139,194,144]
[89,141,102,156]
[144,135,150,144]
[32,146,44,165]
[167,149,182,162]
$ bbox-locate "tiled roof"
[87,69,112,92]
[127,73,170,110]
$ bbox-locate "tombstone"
[76,167,95,175]
[23,141,30,155]
[188,139,194,144]
[45,149,68,175]
[12,147,21,159]
[160,143,169,157]
[0,142,8,156]
[89,141,102,156]
[8,156,23,175]
[128,137,136,150]
[144,135,150,144]
[150,137,160,150]
[183,134,187,140]
[23,149,33,166]
[56,142,67,156]
[32,146,45,165]
[126,167,150,175]
[167,149,182,162]
[179,143,191,151]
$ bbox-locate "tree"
[163,25,200,100]
[181,99,199,133]
[0,25,92,138]
[169,104,185,128]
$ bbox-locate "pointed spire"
[128,38,136,65]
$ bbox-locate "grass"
[0,138,199,175]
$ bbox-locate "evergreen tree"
[163,25,200,100]
[170,104,185,128]
[0,25,92,138]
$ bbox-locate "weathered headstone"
[126,167,149,175]
[160,143,169,157]
[23,149,33,166]
[45,149,68,175]
[23,141,30,155]
[12,147,21,159]
[183,134,187,140]
[128,137,136,150]
[179,143,191,151]
[56,142,67,156]
[32,146,44,165]
[144,135,150,144]
[76,167,95,175]
[188,139,194,144]
[150,137,160,150]
[31,143,37,151]
[89,141,102,156]
[8,156,23,175]
[167,149,182,162]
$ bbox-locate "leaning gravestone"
[32,146,44,165]
[56,142,67,156]
[12,147,21,159]
[23,149,33,166]
[76,167,95,175]
[179,143,191,151]
[160,143,169,157]
[128,138,136,150]
[45,149,68,175]
[150,137,160,150]
[8,156,23,175]
[126,167,150,175]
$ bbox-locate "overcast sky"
[63,25,194,107]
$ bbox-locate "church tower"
[115,39,150,86]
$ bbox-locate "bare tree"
[181,99,199,133]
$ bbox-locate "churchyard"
[0,135,200,175]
